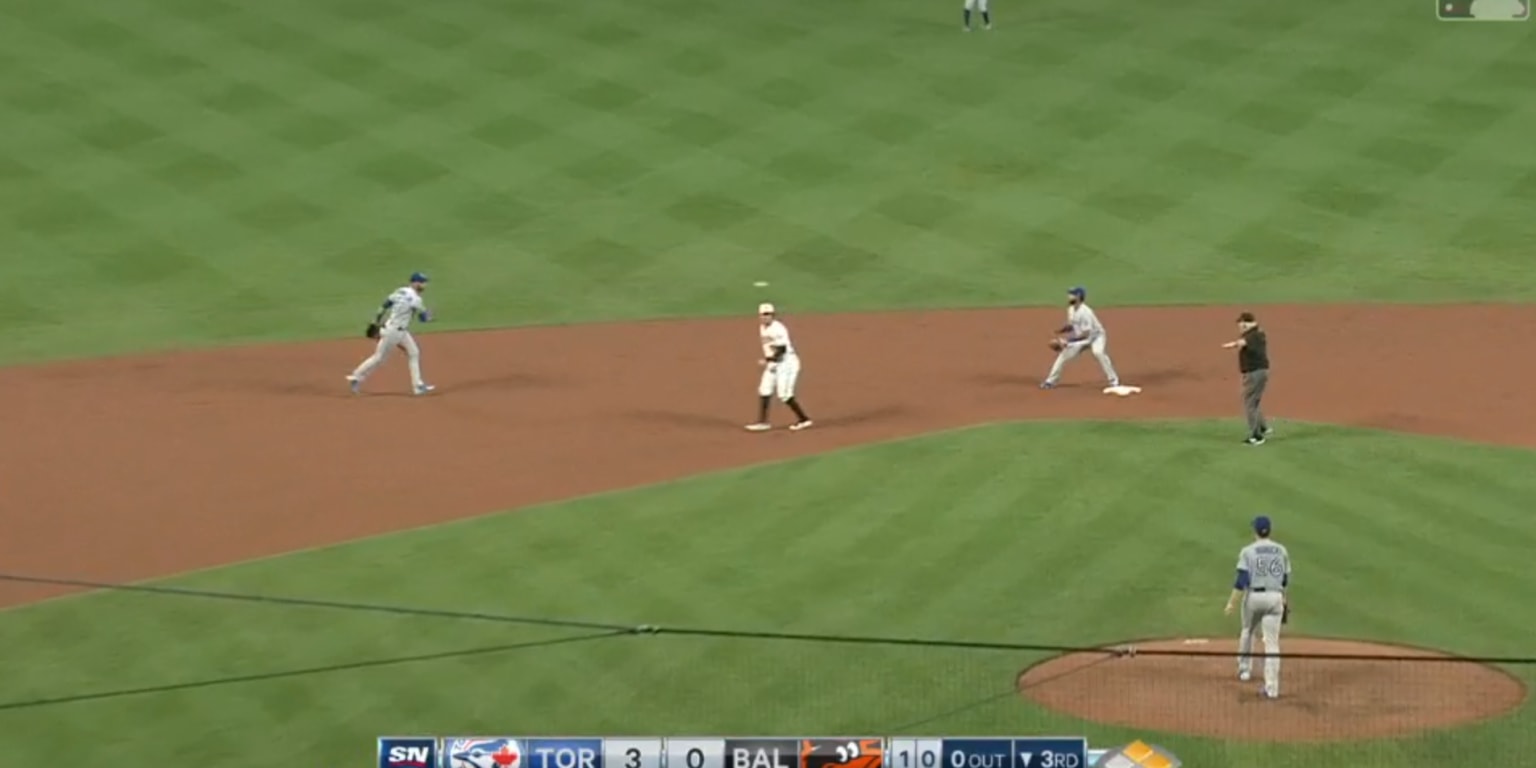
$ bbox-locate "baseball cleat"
[788,420,814,431]
[1263,426,1274,436]
[347,376,361,394]
[1245,436,1266,445]
[414,384,436,395]
[744,423,772,432]
[1259,687,1279,699]
[1039,382,1055,390]
[1238,671,1252,682]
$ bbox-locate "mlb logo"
[379,737,438,768]
[446,737,524,768]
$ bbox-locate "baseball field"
[2,0,1534,765]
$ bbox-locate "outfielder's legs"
[1043,344,1083,386]
[962,0,990,28]
[398,332,426,391]
[350,335,395,383]
[349,330,426,392]
[1089,336,1119,386]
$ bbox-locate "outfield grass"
[5,0,1535,765]
[1,422,1532,767]
[2,0,1535,363]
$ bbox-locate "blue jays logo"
[445,738,522,768]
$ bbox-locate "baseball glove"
[1049,338,1067,351]
[365,322,381,339]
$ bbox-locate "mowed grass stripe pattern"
[0,423,1533,766]
[2,0,1535,363]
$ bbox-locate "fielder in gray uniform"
[1041,286,1119,390]
[1224,515,1290,699]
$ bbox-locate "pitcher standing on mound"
[745,302,812,432]
[1225,515,1291,699]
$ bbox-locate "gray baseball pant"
[1243,369,1269,436]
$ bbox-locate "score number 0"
[659,748,707,768]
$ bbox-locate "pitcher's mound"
[1017,637,1525,742]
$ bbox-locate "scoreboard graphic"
[377,737,1172,768]
[723,738,883,768]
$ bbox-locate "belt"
[1252,588,1269,593]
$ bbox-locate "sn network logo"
[380,737,438,768]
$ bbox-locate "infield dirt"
[1,303,1532,740]
[4,303,1534,608]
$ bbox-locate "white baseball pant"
[963,0,989,10]
[758,354,801,400]
[1044,334,1118,385]
[351,328,426,390]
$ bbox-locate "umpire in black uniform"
[1222,312,1271,445]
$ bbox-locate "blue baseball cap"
[410,272,429,284]
[1252,515,1272,535]
[1068,286,1086,297]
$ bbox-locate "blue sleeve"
[1233,569,1250,590]
[381,300,394,309]
[1282,573,1289,588]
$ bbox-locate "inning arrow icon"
[1018,753,1033,767]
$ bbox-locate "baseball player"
[346,272,435,395]
[962,0,992,30]
[1041,286,1119,389]
[1224,515,1291,699]
[745,302,812,432]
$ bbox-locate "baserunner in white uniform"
[347,272,435,396]
[1224,515,1291,699]
[1041,286,1119,389]
[745,302,812,432]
